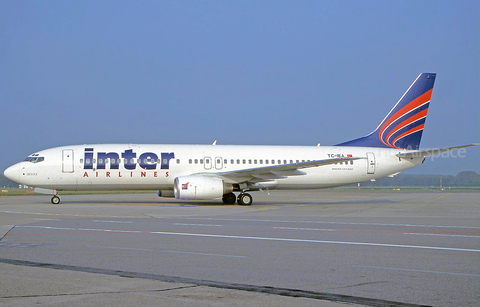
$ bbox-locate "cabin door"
[62,149,74,173]
[366,152,375,174]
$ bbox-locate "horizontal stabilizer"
[396,144,478,159]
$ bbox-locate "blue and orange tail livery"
[338,73,436,150]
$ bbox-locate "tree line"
[359,171,479,188]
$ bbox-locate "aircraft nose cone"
[4,163,21,184]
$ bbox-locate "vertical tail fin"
[338,73,436,150]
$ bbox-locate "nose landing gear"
[51,195,61,204]
[33,188,61,204]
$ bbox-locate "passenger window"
[189,159,192,164]
[248,159,252,164]
[201,159,205,164]
[195,159,198,164]
[265,160,268,164]
[80,159,84,163]
[243,159,246,164]
[176,159,180,164]
[254,159,257,164]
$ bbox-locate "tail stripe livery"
[338,73,436,150]
[380,88,433,148]
[384,108,428,147]
[391,123,424,148]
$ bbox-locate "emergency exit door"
[204,156,212,170]
[215,157,223,170]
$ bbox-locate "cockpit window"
[24,156,45,163]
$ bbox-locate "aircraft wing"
[199,157,364,184]
[396,144,479,159]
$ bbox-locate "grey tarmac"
[0,190,478,306]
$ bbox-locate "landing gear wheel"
[237,193,253,206]
[51,195,61,205]
[222,192,237,204]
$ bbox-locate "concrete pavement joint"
[0,258,431,307]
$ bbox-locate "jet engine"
[174,175,233,200]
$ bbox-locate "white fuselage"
[5,144,423,192]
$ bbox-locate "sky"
[0,0,478,175]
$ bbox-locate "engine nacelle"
[174,175,233,200]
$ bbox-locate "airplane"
[3,73,477,205]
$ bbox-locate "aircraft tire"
[222,192,237,204]
[51,196,61,205]
[237,193,253,206]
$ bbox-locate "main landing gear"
[51,195,61,204]
[222,192,237,204]
[222,192,253,206]
[237,193,253,206]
